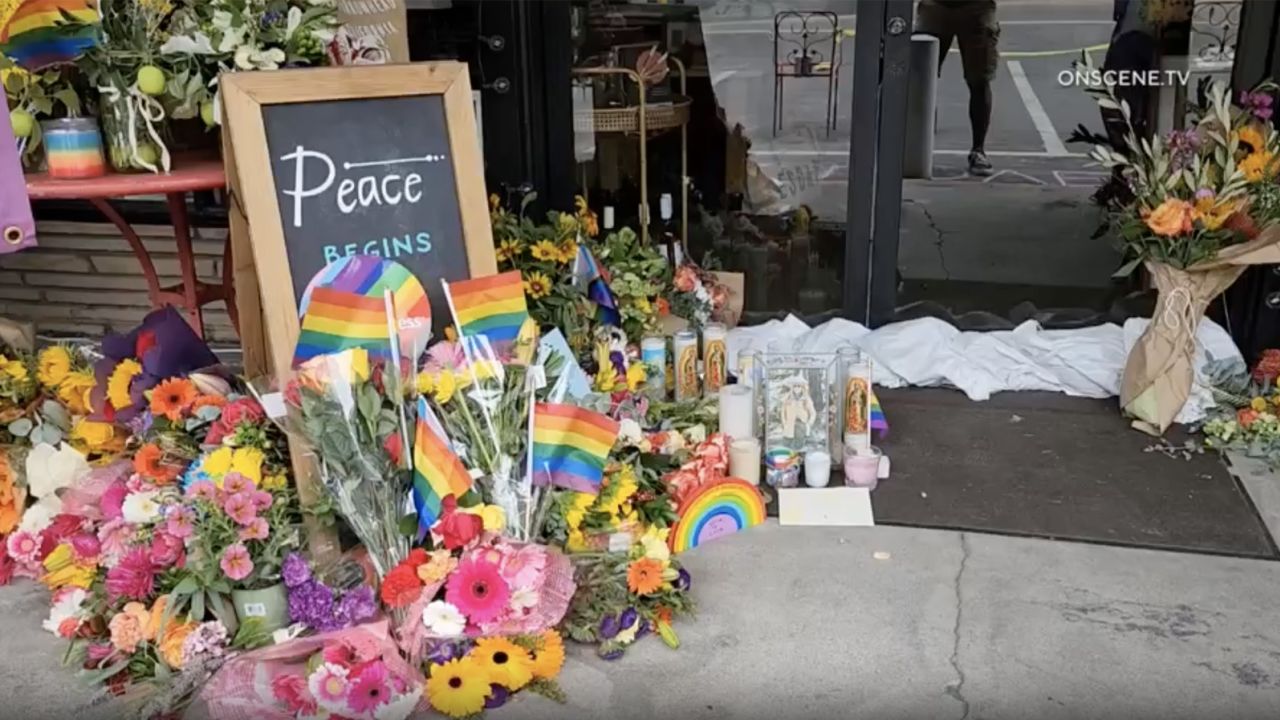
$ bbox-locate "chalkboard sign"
[263,94,468,334]
[221,62,495,380]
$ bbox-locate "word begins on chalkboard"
[322,232,432,264]
[280,146,449,228]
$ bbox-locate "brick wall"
[0,220,238,346]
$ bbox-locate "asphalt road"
[700,0,1122,214]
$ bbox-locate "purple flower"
[485,685,509,709]
[600,647,624,661]
[287,579,335,628]
[1196,187,1216,200]
[1165,128,1201,170]
[599,614,620,640]
[1241,90,1275,121]
[619,607,638,631]
[636,619,651,639]
[675,568,691,592]
[282,552,312,588]
[335,586,377,627]
[425,639,473,666]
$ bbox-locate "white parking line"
[1007,60,1070,156]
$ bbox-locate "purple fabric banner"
[0,94,35,254]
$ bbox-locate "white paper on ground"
[726,314,1242,424]
[778,487,875,526]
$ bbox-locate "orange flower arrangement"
[1144,198,1195,237]
[133,443,180,484]
[149,378,197,421]
[0,451,19,534]
[626,557,664,595]
[191,394,227,412]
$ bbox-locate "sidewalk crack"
[946,532,972,720]
[916,201,952,280]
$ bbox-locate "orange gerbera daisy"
[191,394,227,412]
[626,558,664,595]
[133,443,179,484]
[529,629,565,680]
[149,378,197,422]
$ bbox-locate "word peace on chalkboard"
[222,62,496,380]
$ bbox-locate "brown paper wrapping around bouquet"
[1121,226,1280,435]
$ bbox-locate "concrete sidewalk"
[7,517,1280,720]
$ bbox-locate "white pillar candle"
[673,329,700,401]
[718,384,754,440]
[702,322,728,395]
[641,336,667,397]
[804,450,832,488]
[729,438,762,486]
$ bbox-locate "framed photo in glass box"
[761,353,838,457]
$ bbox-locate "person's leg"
[914,0,955,73]
[957,0,1000,175]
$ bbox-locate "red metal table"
[25,159,236,340]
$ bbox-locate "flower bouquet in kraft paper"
[1086,67,1280,434]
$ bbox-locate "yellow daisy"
[426,657,491,719]
[523,271,552,300]
[496,238,525,263]
[556,240,577,264]
[471,637,534,691]
[530,240,559,261]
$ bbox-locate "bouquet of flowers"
[34,343,121,456]
[546,461,678,553]
[422,629,566,718]
[183,468,301,592]
[1199,349,1280,467]
[281,552,378,634]
[283,347,413,577]
[270,640,421,720]
[1082,63,1280,433]
[668,262,730,331]
[590,227,665,349]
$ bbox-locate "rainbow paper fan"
[294,256,432,367]
[0,0,99,71]
[668,479,766,554]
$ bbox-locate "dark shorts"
[916,0,1000,82]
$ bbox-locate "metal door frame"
[844,0,914,326]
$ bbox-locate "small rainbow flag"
[530,402,619,494]
[413,397,473,533]
[443,271,529,350]
[293,287,393,366]
[0,0,99,71]
[869,389,888,437]
[573,242,620,327]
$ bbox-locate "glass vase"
[99,86,167,173]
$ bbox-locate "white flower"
[618,418,643,446]
[509,587,540,612]
[26,442,89,499]
[121,491,161,525]
[160,32,216,55]
[43,588,88,636]
[374,690,422,720]
[285,6,304,39]
[19,496,60,534]
[421,600,466,638]
[234,45,286,71]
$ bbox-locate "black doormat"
[871,388,1280,559]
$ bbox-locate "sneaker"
[968,150,993,177]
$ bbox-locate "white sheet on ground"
[727,315,1242,424]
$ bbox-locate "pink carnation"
[149,531,186,568]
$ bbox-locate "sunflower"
[1240,151,1277,183]
[470,637,533,691]
[149,378,197,421]
[425,657,491,718]
[530,240,559,261]
[529,630,565,680]
[70,419,117,453]
[36,346,72,389]
[3,357,28,382]
[58,371,96,415]
[627,557,665,595]
[1236,125,1268,154]
[106,359,143,411]
[496,238,525,263]
[523,271,552,300]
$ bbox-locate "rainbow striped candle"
[530,402,620,494]
[42,118,104,179]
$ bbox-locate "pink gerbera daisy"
[223,492,258,526]
[444,557,512,625]
[308,663,350,713]
[6,531,40,564]
[345,662,392,715]
[219,543,254,581]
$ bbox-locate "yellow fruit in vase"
[136,65,167,97]
[200,101,216,128]
[135,143,160,167]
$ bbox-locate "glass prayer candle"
[42,118,106,179]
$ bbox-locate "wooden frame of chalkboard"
[222,61,496,380]
[221,62,496,559]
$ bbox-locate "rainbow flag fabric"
[573,242,620,327]
[413,397,473,534]
[293,287,393,367]
[0,0,99,71]
[869,389,888,437]
[530,402,620,494]
[443,271,529,350]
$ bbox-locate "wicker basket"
[575,96,692,135]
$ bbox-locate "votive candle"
[718,383,754,440]
[641,336,667,398]
[673,329,699,401]
[42,118,106,179]
[703,322,728,394]
[729,437,762,486]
